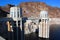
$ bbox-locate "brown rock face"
[1,4,15,13]
[0,2,60,18]
[20,2,60,18]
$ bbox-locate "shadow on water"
[0,22,21,40]
[24,32,49,40]
[0,18,22,40]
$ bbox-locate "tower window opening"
[18,12,19,18]
[14,12,16,17]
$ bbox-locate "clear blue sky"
[0,0,60,8]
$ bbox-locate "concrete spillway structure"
[38,10,49,38]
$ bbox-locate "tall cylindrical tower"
[10,7,22,40]
[38,10,49,38]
